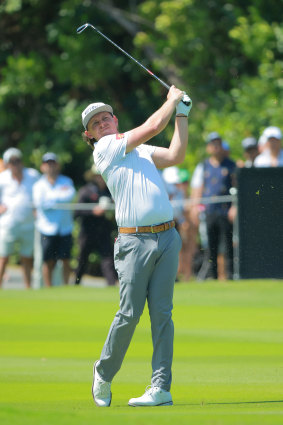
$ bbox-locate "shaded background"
[0,0,282,185]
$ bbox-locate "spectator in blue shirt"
[33,153,76,287]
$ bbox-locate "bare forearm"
[167,117,188,164]
[152,116,188,168]
[126,85,184,152]
[143,98,177,136]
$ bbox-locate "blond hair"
[82,132,95,150]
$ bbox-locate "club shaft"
[77,23,170,90]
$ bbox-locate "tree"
[0,0,282,182]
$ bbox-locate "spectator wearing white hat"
[0,148,40,288]
[257,134,268,153]
[254,126,283,167]
[33,153,76,287]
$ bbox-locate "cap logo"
[83,104,102,118]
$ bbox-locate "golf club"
[76,23,191,107]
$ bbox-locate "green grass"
[0,281,283,424]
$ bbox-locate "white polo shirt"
[93,132,173,227]
[33,174,75,235]
[0,168,40,230]
[254,150,283,167]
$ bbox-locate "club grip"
[182,94,192,107]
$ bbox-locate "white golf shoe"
[128,385,173,407]
[91,361,112,407]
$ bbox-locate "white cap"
[82,102,113,129]
[263,126,282,140]
[3,147,22,164]
[162,166,181,185]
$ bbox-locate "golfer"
[81,85,191,407]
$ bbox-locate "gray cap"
[206,131,222,143]
[3,147,22,164]
[42,152,58,163]
[242,137,258,150]
[81,102,113,130]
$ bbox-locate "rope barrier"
[29,194,237,210]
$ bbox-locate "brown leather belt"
[119,220,175,234]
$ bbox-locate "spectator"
[162,166,198,281]
[33,153,76,287]
[190,132,236,280]
[222,140,231,158]
[254,126,283,167]
[162,166,185,230]
[258,133,268,153]
[74,165,117,286]
[0,148,40,288]
[0,159,5,173]
[237,137,259,168]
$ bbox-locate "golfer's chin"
[99,129,116,139]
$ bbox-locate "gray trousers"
[96,227,182,391]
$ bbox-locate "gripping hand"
[176,93,192,117]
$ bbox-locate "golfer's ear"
[85,130,94,139]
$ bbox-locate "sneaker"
[128,385,173,407]
[91,361,112,407]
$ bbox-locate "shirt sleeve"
[191,163,204,189]
[93,133,128,174]
[33,180,46,209]
[139,144,156,157]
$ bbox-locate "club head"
[76,23,90,34]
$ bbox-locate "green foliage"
[0,0,282,181]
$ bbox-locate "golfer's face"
[87,112,118,141]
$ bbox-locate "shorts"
[0,223,35,257]
[41,233,72,262]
